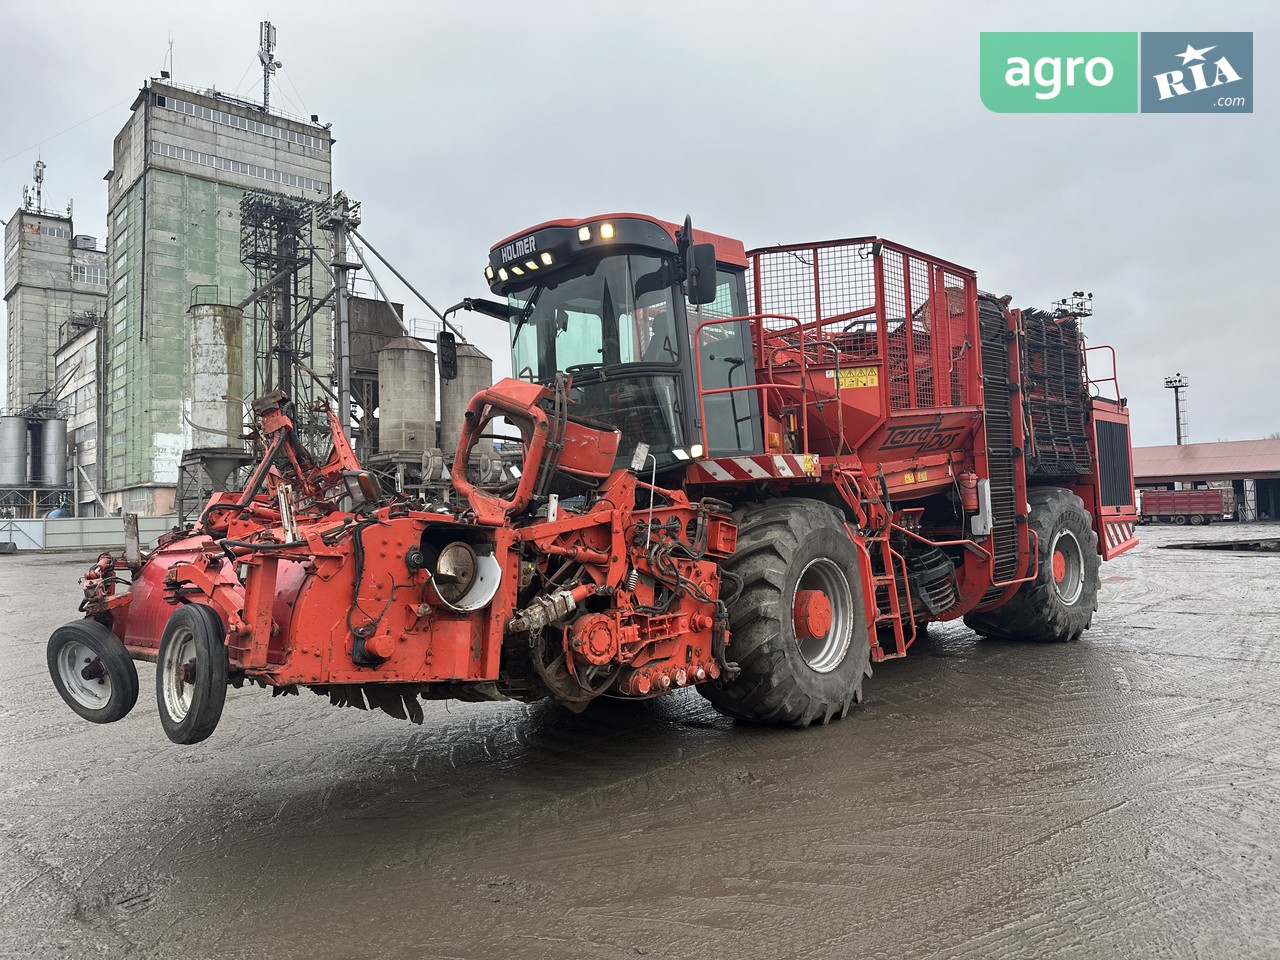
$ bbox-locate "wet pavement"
[2,523,1278,959]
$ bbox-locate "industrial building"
[2,180,107,515]
[52,315,104,512]
[1133,438,1280,521]
[101,77,334,515]
[5,26,495,522]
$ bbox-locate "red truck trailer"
[48,213,1139,742]
[1138,488,1234,525]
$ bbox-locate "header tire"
[47,619,139,724]
[156,604,229,745]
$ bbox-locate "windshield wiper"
[510,285,545,342]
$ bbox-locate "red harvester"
[49,214,1138,742]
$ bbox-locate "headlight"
[434,541,478,605]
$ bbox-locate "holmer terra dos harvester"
[48,214,1138,743]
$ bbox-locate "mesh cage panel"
[944,270,970,406]
[907,255,934,407]
[748,239,977,414]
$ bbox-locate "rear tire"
[699,499,870,727]
[156,604,229,745]
[1189,513,1204,526]
[47,620,139,724]
[964,487,1101,643]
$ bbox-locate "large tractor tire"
[965,486,1101,643]
[700,499,871,727]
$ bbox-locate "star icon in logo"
[1177,43,1216,65]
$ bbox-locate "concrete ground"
[1,523,1278,959]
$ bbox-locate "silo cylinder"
[40,419,68,487]
[377,337,436,454]
[188,304,245,448]
[0,417,28,486]
[438,342,493,459]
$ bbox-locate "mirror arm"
[444,297,509,321]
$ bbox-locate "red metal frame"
[688,237,1069,647]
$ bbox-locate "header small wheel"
[156,605,229,745]
[47,620,139,724]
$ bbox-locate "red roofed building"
[1133,439,1280,521]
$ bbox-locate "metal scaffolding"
[239,191,329,444]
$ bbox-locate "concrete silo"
[188,304,246,450]
[176,304,253,523]
[438,342,493,459]
[377,337,436,455]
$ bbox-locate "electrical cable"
[231,57,259,97]
[0,97,133,167]
[280,64,310,114]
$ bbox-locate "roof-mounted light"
[525,260,538,271]
[497,267,509,282]
[511,265,524,276]
[485,265,495,280]
[577,226,591,242]
[599,222,615,240]
[540,252,553,266]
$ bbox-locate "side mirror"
[437,330,458,381]
[686,242,718,306]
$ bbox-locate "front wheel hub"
[80,658,107,682]
[793,589,833,641]
[1049,529,1085,605]
[791,557,855,673]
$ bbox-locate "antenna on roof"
[259,21,281,112]
[32,159,45,212]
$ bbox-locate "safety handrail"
[693,314,811,458]
[1084,344,1121,403]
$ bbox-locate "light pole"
[1164,373,1189,445]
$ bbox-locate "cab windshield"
[509,253,689,467]
[510,253,679,382]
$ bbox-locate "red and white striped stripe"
[687,454,820,483]
[1103,519,1137,556]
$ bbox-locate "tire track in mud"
[5,531,1280,958]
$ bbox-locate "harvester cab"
[475,214,761,474]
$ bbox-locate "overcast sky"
[1,0,1275,447]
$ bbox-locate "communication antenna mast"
[1164,373,1189,445]
[258,21,280,111]
[32,160,45,211]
